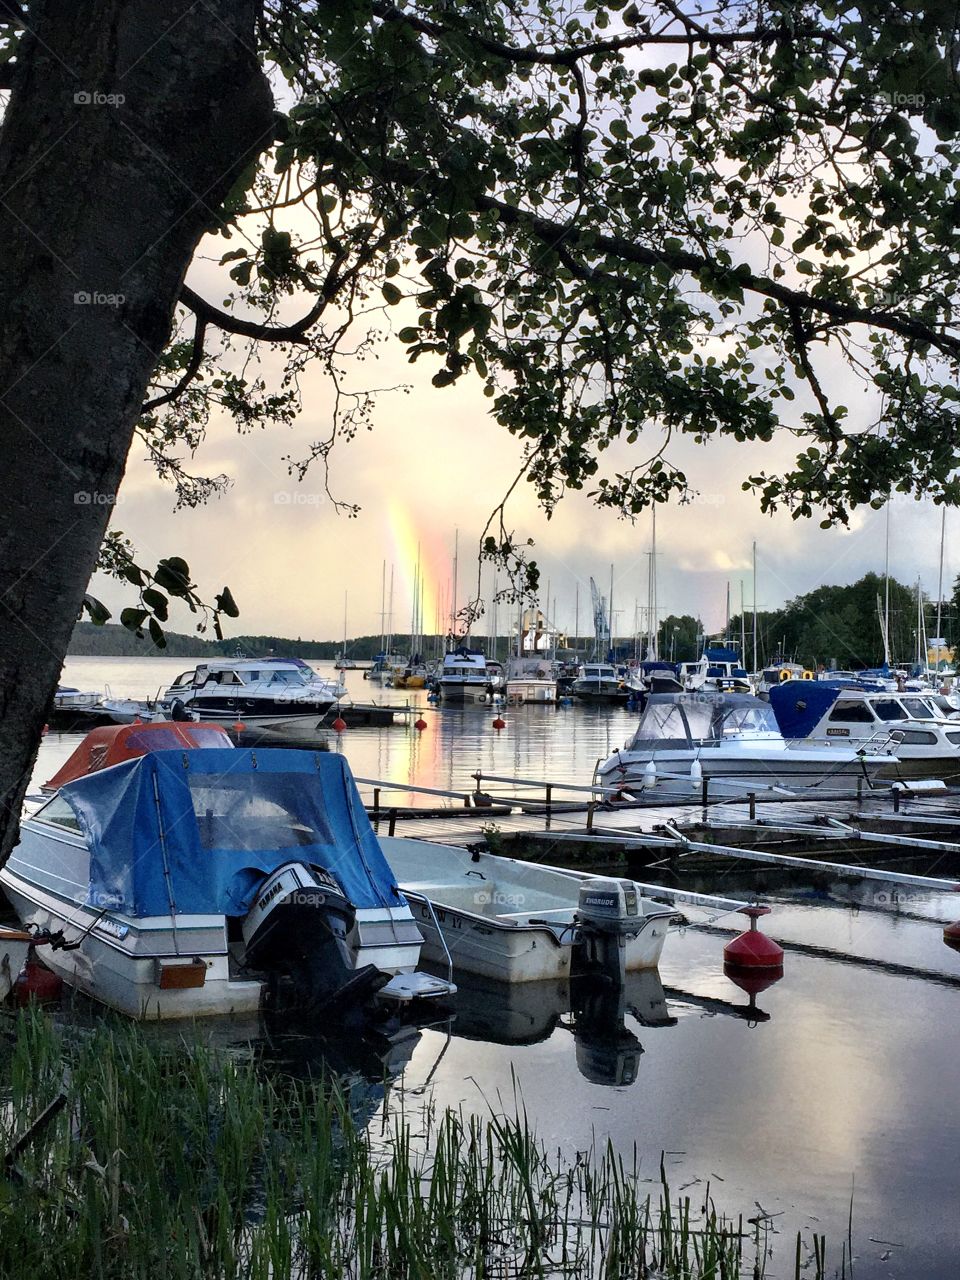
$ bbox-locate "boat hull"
[379,836,673,983]
[0,931,31,1002]
[601,747,891,797]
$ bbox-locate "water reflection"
[446,970,677,1086]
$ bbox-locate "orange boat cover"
[44,722,233,792]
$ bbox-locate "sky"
[84,33,956,650]
[95,307,951,647]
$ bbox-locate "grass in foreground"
[0,1008,843,1279]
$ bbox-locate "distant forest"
[67,570,958,669]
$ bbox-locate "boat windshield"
[873,699,908,721]
[628,697,779,750]
[187,773,334,851]
[268,668,308,685]
[900,696,935,719]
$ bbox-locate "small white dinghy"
[379,836,676,985]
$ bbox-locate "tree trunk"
[0,0,273,865]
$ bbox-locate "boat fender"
[14,956,63,1006]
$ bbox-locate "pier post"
[373,787,380,820]
[701,777,709,808]
[748,792,756,820]
[388,808,398,837]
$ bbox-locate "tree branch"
[141,313,207,412]
[179,284,325,344]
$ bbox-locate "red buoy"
[331,716,347,733]
[14,956,63,1006]
[944,919,960,952]
[232,720,246,734]
[414,717,428,731]
[492,716,506,730]
[723,905,784,970]
[723,962,784,996]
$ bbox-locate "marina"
[3,654,959,1277]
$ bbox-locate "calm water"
[27,657,960,1275]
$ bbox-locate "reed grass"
[0,1008,835,1280]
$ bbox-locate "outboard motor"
[571,982,644,1087]
[242,862,388,1015]
[573,877,644,987]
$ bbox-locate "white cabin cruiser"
[597,692,895,797]
[437,649,496,704]
[380,836,676,985]
[0,741,452,1019]
[505,655,558,705]
[159,658,347,738]
[769,681,960,782]
[571,663,629,704]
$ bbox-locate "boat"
[40,720,234,793]
[0,740,454,1019]
[379,835,676,984]
[334,655,358,670]
[448,969,676,1086]
[364,652,405,683]
[436,648,497,704]
[0,928,33,1002]
[597,691,896,797]
[701,645,753,693]
[769,680,960,782]
[571,662,629,704]
[157,657,348,739]
[505,655,558,705]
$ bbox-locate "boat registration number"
[826,727,850,736]
[95,917,130,941]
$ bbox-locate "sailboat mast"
[379,560,386,657]
[608,564,615,661]
[651,505,658,662]
[450,528,459,645]
[883,500,891,666]
[740,580,746,661]
[752,540,758,673]
[936,506,946,676]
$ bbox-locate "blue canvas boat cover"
[768,680,841,739]
[61,748,405,918]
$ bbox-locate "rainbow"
[383,499,450,637]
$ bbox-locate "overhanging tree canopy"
[2,0,960,856]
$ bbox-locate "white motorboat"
[769,681,960,781]
[0,737,453,1019]
[597,692,896,797]
[379,835,676,984]
[505,655,557,705]
[437,649,496,704]
[158,657,348,738]
[571,662,629,704]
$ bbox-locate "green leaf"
[120,607,148,632]
[141,587,169,620]
[215,586,240,618]
[148,617,166,649]
[382,282,403,305]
